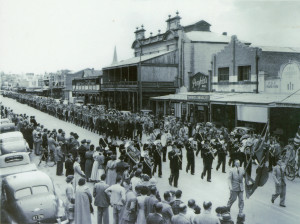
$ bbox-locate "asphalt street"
[1,96,300,224]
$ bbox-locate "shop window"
[238,66,251,81]
[218,67,229,82]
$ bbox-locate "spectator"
[136,185,148,224]
[144,186,159,218]
[105,176,126,224]
[193,201,220,224]
[131,169,142,194]
[74,178,92,224]
[161,191,174,224]
[171,203,190,224]
[170,190,184,215]
[121,179,138,224]
[93,174,110,224]
[146,202,165,224]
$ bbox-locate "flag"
[245,122,269,198]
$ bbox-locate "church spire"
[112,46,118,65]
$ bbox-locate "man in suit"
[171,204,190,224]
[93,174,110,224]
[146,202,165,224]
[271,158,286,207]
[227,159,245,214]
[170,190,184,215]
[144,186,159,218]
[193,201,220,224]
[161,191,174,224]
[168,145,182,187]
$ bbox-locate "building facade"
[102,12,235,112]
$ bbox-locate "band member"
[201,139,214,182]
[151,140,162,178]
[216,135,227,173]
[141,144,153,177]
[185,138,195,175]
[168,144,182,188]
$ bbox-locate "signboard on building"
[187,95,210,101]
[190,72,209,92]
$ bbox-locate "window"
[32,185,48,195]
[15,188,31,199]
[238,66,251,81]
[218,67,229,82]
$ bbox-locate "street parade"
[1,92,300,224]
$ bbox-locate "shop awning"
[150,92,300,107]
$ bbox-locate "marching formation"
[1,93,300,224]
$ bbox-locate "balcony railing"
[102,81,176,89]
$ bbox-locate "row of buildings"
[72,12,300,141]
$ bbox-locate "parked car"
[1,171,67,224]
[0,131,29,155]
[0,118,11,124]
[140,109,153,116]
[0,123,16,134]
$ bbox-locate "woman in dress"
[90,146,100,182]
[106,155,118,186]
[74,178,92,224]
[84,145,94,181]
[136,185,148,224]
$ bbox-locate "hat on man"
[81,139,86,144]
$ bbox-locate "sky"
[0,0,300,74]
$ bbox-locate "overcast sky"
[1,0,300,74]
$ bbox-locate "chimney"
[222,32,227,36]
[135,25,146,40]
[111,46,118,65]
[166,11,181,31]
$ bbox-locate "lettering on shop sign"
[266,80,279,89]
[187,95,210,102]
[190,72,208,92]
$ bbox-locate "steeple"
[112,46,118,65]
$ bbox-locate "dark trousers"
[169,169,179,187]
[153,159,162,176]
[216,153,226,172]
[56,161,64,175]
[162,146,167,162]
[202,158,212,181]
[186,156,195,174]
[97,206,109,224]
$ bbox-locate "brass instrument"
[199,132,216,158]
[126,144,141,164]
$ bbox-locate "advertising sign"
[190,72,209,92]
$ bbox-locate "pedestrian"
[136,185,148,224]
[74,178,93,224]
[193,201,220,224]
[34,130,42,155]
[56,142,64,176]
[65,175,75,223]
[146,202,165,224]
[85,144,95,181]
[73,157,86,191]
[105,176,126,224]
[161,191,174,224]
[93,174,110,224]
[144,186,159,218]
[171,203,190,224]
[170,190,184,215]
[65,154,74,176]
[227,159,245,214]
[271,158,286,207]
[106,155,118,186]
[121,179,138,224]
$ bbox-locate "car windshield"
[15,185,49,199]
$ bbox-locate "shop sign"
[187,95,210,102]
[190,72,209,92]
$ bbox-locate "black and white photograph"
[1,0,300,223]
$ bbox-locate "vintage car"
[0,123,16,134]
[0,131,29,155]
[1,171,67,224]
[0,118,11,124]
